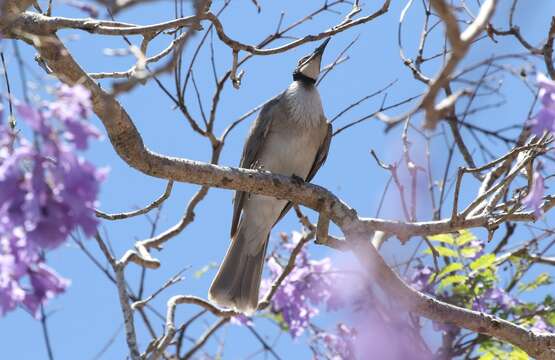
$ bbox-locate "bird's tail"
[208,225,269,314]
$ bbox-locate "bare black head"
[292,38,330,85]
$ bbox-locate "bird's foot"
[291,174,305,185]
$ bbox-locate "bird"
[209,38,333,314]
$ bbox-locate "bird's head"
[292,38,330,85]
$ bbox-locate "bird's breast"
[283,81,324,128]
[258,119,326,178]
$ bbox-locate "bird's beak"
[312,38,330,58]
[294,38,331,81]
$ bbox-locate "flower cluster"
[523,73,555,216]
[530,315,554,333]
[409,265,434,293]
[472,288,516,312]
[0,84,105,317]
[261,231,342,338]
[317,323,357,360]
[523,169,545,218]
[529,73,555,137]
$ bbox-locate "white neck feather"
[284,81,324,127]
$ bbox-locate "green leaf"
[545,311,555,326]
[518,272,552,292]
[427,233,454,245]
[509,347,529,360]
[438,262,463,279]
[194,262,218,279]
[479,353,495,360]
[440,274,467,289]
[453,283,471,295]
[424,245,458,257]
[470,254,496,271]
[509,256,522,265]
[456,229,476,246]
[476,268,497,285]
[478,342,511,360]
[460,246,480,258]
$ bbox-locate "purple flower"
[0,278,25,316]
[53,149,107,237]
[472,288,516,312]
[23,264,69,317]
[523,171,545,218]
[529,73,555,136]
[318,324,357,360]
[0,83,104,317]
[409,265,434,293]
[48,84,100,150]
[0,146,35,228]
[262,233,342,338]
[15,103,52,137]
[537,73,555,103]
[0,231,69,317]
[0,250,26,315]
[63,118,101,150]
[530,316,553,333]
[24,156,69,248]
[52,84,92,120]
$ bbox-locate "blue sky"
[2,0,555,359]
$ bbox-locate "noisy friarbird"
[209,39,333,313]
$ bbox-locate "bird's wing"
[273,119,333,227]
[230,94,284,238]
[305,120,333,183]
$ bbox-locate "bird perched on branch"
[209,38,333,313]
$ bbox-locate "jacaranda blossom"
[523,170,545,218]
[472,288,516,312]
[0,84,105,317]
[529,73,555,136]
[259,231,343,338]
[409,265,434,293]
[530,316,554,333]
[47,84,100,150]
[317,323,357,360]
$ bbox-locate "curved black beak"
[313,38,330,57]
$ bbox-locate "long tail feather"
[209,226,269,314]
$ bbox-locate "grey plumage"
[209,40,332,313]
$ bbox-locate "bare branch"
[95,181,173,220]
[420,0,497,129]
